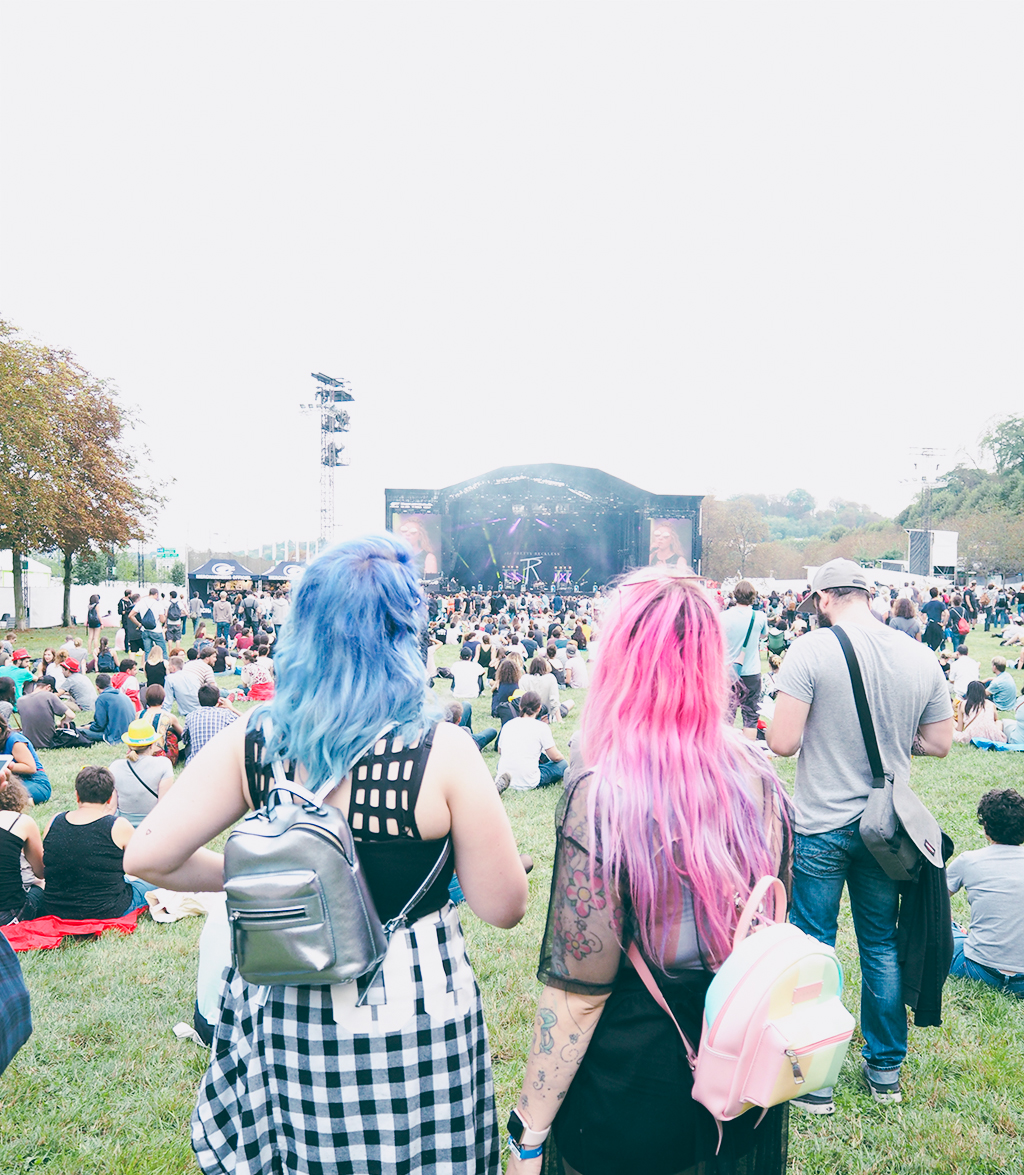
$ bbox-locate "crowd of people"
[0,545,1022,1175]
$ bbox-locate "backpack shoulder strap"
[626,943,698,1067]
[243,705,275,809]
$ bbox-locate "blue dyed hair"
[266,533,438,790]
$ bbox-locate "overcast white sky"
[3,2,1022,558]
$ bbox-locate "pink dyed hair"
[582,567,785,968]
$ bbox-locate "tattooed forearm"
[533,1007,557,1055]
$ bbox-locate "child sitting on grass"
[947,788,1024,998]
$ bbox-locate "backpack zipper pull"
[785,1049,805,1084]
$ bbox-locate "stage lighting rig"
[301,372,355,548]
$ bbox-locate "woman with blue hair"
[126,534,529,1175]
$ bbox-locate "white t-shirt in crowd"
[949,656,980,697]
[497,716,556,790]
[450,660,484,699]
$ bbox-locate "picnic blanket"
[0,907,146,951]
[971,739,1024,752]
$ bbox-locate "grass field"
[1,623,1023,1174]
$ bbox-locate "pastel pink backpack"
[628,876,853,1134]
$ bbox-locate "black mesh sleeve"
[536,766,626,995]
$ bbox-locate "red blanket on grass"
[0,907,145,951]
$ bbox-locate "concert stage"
[385,464,703,589]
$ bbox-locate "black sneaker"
[790,1091,835,1115]
[861,1061,902,1104]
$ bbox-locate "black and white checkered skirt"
[192,902,500,1175]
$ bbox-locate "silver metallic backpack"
[223,709,450,997]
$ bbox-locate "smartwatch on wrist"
[507,1109,550,1160]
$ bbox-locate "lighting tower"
[302,372,354,550]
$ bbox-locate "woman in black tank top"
[126,533,530,1175]
[0,778,44,924]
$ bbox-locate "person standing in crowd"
[165,590,186,646]
[271,589,291,640]
[86,593,104,660]
[721,580,768,740]
[189,591,204,636]
[507,569,790,1175]
[132,587,168,658]
[126,534,528,1175]
[211,591,233,643]
[768,559,953,1113]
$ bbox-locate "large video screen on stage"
[452,513,623,589]
[647,518,694,571]
[391,513,442,582]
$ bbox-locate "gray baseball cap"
[796,558,871,612]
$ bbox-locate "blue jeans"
[791,821,906,1075]
[121,877,156,917]
[472,727,497,752]
[216,622,230,642]
[537,757,567,787]
[950,925,1024,998]
[141,629,168,657]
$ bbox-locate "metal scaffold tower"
[303,372,354,550]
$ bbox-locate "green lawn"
[1,624,1022,1174]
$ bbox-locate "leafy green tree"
[0,324,64,627]
[981,415,1024,476]
[170,560,186,587]
[72,551,107,585]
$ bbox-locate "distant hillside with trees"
[702,415,1024,582]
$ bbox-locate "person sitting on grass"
[519,656,573,722]
[239,648,275,702]
[39,765,156,920]
[80,674,137,745]
[138,684,185,765]
[563,641,589,689]
[110,720,176,828]
[96,637,118,674]
[985,657,1018,711]
[0,713,51,805]
[112,658,142,714]
[495,690,566,792]
[947,788,1024,998]
[952,681,1007,745]
[443,699,497,753]
[0,677,16,728]
[0,775,44,924]
[183,685,241,762]
[449,646,485,699]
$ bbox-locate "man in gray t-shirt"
[768,559,953,1113]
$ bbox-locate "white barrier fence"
[0,582,177,631]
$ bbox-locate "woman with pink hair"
[507,568,791,1175]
